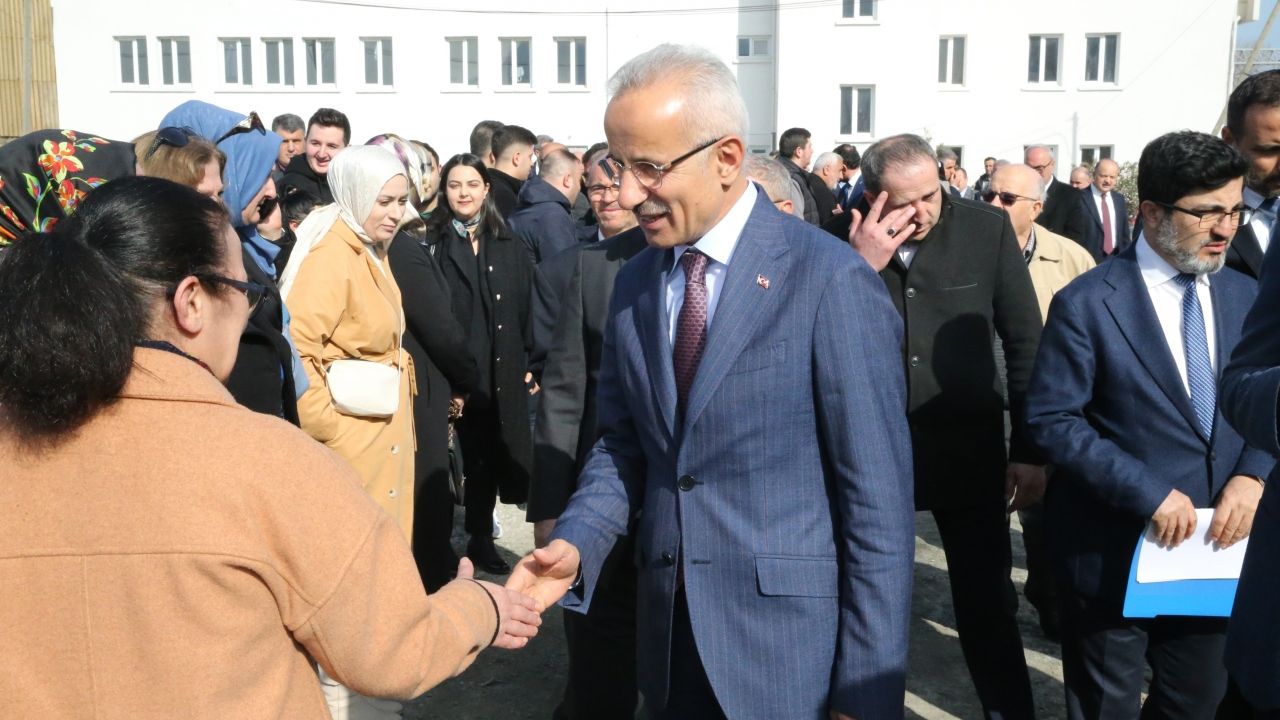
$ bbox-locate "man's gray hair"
[272,113,305,134]
[1024,144,1056,160]
[937,146,958,163]
[609,44,749,141]
[812,151,842,173]
[539,148,579,181]
[744,154,794,206]
[862,134,937,195]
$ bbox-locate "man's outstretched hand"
[505,539,581,612]
[456,557,542,649]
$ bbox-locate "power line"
[288,0,842,16]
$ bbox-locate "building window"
[841,0,876,18]
[448,37,479,86]
[264,38,295,86]
[500,37,532,86]
[304,38,336,86]
[117,37,149,85]
[361,37,393,86]
[938,36,965,85]
[222,37,252,85]
[1028,35,1062,84]
[840,85,874,136]
[1084,34,1119,83]
[737,36,770,58]
[1081,145,1114,166]
[158,37,190,86]
[556,37,586,86]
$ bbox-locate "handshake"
[465,540,582,650]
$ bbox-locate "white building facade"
[52,0,1244,174]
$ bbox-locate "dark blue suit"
[1221,240,1280,712]
[1078,187,1131,262]
[1026,243,1273,718]
[552,191,916,719]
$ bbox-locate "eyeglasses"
[145,126,197,161]
[1158,202,1254,229]
[213,111,266,146]
[256,193,279,219]
[1028,162,1052,174]
[196,273,267,314]
[586,183,620,200]
[606,136,725,191]
[982,190,1040,205]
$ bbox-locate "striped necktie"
[1174,273,1215,438]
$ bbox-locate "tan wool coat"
[0,349,497,719]
[288,221,417,539]
[1028,222,1097,323]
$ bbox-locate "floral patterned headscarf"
[0,129,136,245]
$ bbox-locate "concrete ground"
[403,503,1067,719]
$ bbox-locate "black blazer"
[225,246,299,425]
[1077,187,1132,262]
[527,227,647,524]
[1227,222,1266,279]
[1039,177,1089,244]
[806,172,837,225]
[825,196,1044,510]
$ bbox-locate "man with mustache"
[508,44,915,720]
[1223,68,1280,279]
[1026,131,1273,719]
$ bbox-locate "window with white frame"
[448,37,479,86]
[556,37,586,86]
[117,37,149,85]
[500,37,532,86]
[158,37,190,86]
[1028,35,1062,84]
[1084,34,1119,84]
[840,85,874,136]
[304,38,336,86]
[1081,145,1114,166]
[362,37,393,86]
[938,36,965,86]
[841,0,876,19]
[221,37,252,85]
[264,38,295,86]
[737,36,770,58]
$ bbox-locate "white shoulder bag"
[324,246,403,418]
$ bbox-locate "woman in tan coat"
[0,177,539,719]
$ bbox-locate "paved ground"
[403,503,1068,719]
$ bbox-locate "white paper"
[1136,509,1250,583]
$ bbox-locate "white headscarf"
[279,145,407,300]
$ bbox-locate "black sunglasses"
[214,111,266,146]
[981,189,1039,205]
[145,126,197,161]
[196,273,267,313]
[256,193,279,219]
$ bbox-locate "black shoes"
[466,535,511,575]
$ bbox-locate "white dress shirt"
[1090,186,1119,241]
[1244,186,1273,256]
[666,182,757,345]
[1136,235,1218,396]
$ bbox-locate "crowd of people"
[3,42,1280,720]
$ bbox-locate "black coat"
[488,169,524,221]
[806,172,837,225]
[1227,222,1267,279]
[434,222,535,502]
[785,159,820,225]
[528,227,648,523]
[278,155,333,204]
[825,196,1044,510]
[224,245,299,425]
[507,174,580,264]
[1077,187,1132,262]
[1039,177,1089,244]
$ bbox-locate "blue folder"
[1122,534,1240,618]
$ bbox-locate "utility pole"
[1216,0,1280,134]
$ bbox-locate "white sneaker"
[491,511,503,539]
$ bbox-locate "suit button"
[677,475,696,491]
[909,355,920,367]
[661,550,675,565]
[391,445,399,455]
[496,357,501,363]
[906,287,917,298]
[388,488,398,498]
[488,265,494,272]
[497,324,503,330]
[1210,451,1217,461]
[496,293,502,301]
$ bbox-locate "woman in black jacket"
[430,153,534,575]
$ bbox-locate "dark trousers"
[553,535,639,720]
[457,407,502,537]
[1020,499,1058,613]
[649,588,727,720]
[1059,591,1227,719]
[411,457,458,593]
[933,501,1036,720]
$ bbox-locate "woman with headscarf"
[429,153,535,576]
[0,176,540,719]
[369,134,479,592]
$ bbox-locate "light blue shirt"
[665,182,757,346]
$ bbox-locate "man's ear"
[1139,200,1164,230]
[716,137,746,185]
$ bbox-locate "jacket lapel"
[634,246,678,441]
[1102,253,1203,437]
[682,196,790,431]
[1084,191,1103,229]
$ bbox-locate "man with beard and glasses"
[1223,68,1280,279]
[1025,131,1274,720]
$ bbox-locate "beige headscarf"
[279,145,407,300]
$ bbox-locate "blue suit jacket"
[552,191,916,719]
[1025,244,1273,607]
[1078,187,1132,262]
[1220,242,1280,710]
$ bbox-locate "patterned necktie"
[1175,273,1215,438]
[1100,191,1114,255]
[673,249,709,417]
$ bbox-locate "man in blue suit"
[506,44,916,720]
[1026,131,1274,719]
[1077,158,1131,262]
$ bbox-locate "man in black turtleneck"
[487,124,537,220]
